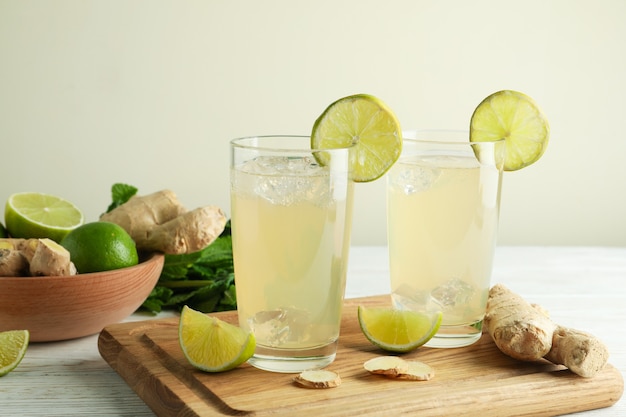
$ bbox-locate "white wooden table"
[2,246,624,416]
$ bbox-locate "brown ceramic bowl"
[0,253,164,342]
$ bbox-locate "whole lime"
[60,221,139,273]
[0,223,7,238]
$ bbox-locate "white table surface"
[1,246,624,416]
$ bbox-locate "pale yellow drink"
[387,133,504,348]
[230,136,354,372]
[232,171,353,347]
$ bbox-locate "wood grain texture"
[98,295,624,417]
[0,253,163,342]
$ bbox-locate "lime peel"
[0,330,29,377]
[5,192,84,242]
[311,94,402,182]
[60,222,138,273]
[358,306,442,353]
[179,305,255,372]
[470,90,549,171]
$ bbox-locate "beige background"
[1,0,624,246]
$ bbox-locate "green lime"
[311,94,402,182]
[5,192,84,242]
[470,90,549,171]
[179,305,255,372]
[0,330,29,377]
[0,223,7,238]
[358,306,442,353]
[60,221,138,273]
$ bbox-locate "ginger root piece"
[100,190,227,255]
[138,206,227,255]
[484,284,556,361]
[29,238,76,276]
[0,239,28,253]
[0,239,30,276]
[545,327,610,378]
[294,370,342,389]
[100,190,186,241]
[0,248,28,276]
[0,238,76,277]
[485,284,609,378]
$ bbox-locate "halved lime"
[311,94,402,182]
[358,306,442,353]
[0,330,29,377]
[5,192,84,242]
[179,305,255,372]
[470,90,549,171]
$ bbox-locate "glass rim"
[230,135,356,153]
[401,129,506,146]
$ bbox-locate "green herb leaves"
[105,183,237,314]
[105,183,138,214]
[141,223,236,313]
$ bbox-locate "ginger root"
[100,190,226,255]
[484,284,609,377]
[0,238,76,277]
[0,242,29,276]
[30,238,76,276]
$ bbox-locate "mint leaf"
[106,183,138,213]
[140,222,236,314]
[141,286,174,313]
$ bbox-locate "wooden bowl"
[0,253,164,342]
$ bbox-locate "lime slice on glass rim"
[179,305,255,373]
[311,94,402,182]
[0,330,29,377]
[358,306,442,353]
[5,192,84,242]
[470,90,549,171]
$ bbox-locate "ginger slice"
[294,370,341,389]
[365,356,435,381]
[363,356,410,376]
[395,360,435,381]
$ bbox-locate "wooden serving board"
[98,295,623,416]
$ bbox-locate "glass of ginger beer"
[230,136,354,372]
[387,130,505,348]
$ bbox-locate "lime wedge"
[311,94,402,182]
[358,306,442,353]
[179,305,255,372]
[0,330,29,377]
[470,90,549,171]
[5,192,84,242]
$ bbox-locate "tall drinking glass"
[230,136,354,372]
[387,130,505,348]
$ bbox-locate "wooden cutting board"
[98,295,623,416]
